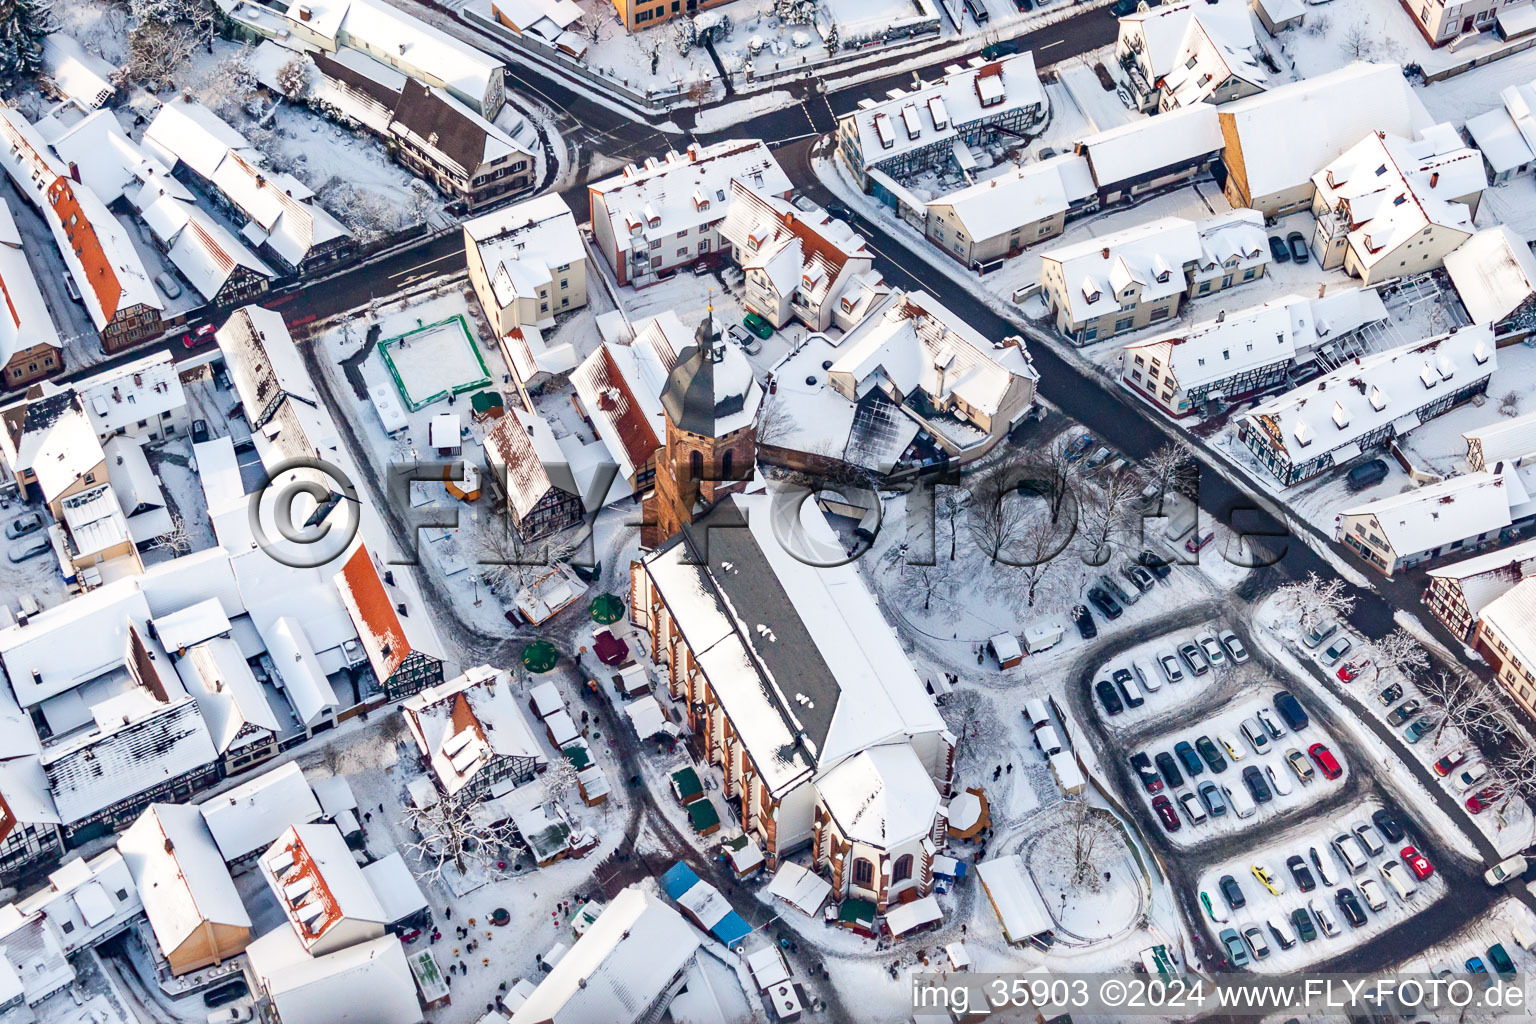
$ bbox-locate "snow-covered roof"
[200,762,323,863]
[118,803,250,957]
[1426,533,1536,594]
[0,198,59,370]
[103,435,169,538]
[976,853,1052,941]
[387,78,528,178]
[176,636,282,753]
[843,53,1044,169]
[1312,124,1481,273]
[570,342,665,484]
[10,391,103,505]
[401,665,548,797]
[263,823,387,948]
[0,755,57,828]
[1042,216,1202,324]
[1465,79,1536,175]
[334,542,416,682]
[509,886,701,1024]
[1118,0,1255,79]
[1474,575,1536,663]
[1445,226,1536,327]
[153,598,233,653]
[60,350,185,440]
[142,197,276,301]
[142,97,256,181]
[466,194,583,310]
[338,0,503,109]
[216,304,319,427]
[1465,408,1536,470]
[1155,4,1265,109]
[817,743,941,848]
[246,928,420,1024]
[1341,464,1535,557]
[484,408,579,519]
[928,154,1092,240]
[719,181,870,305]
[658,322,763,437]
[1243,324,1497,461]
[358,852,427,925]
[1078,103,1222,187]
[1220,63,1435,202]
[41,33,115,108]
[42,108,191,211]
[0,578,149,706]
[262,616,340,726]
[590,140,791,253]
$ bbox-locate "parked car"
[1137,550,1172,579]
[742,312,774,340]
[1372,809,1405,844]
[1337,659,1371,682]
[7,535,49,563]
[1286,748,1315,784]
[1086,447,1113,470]
[1331,833,1368,874]
[1219,629,1249,663]
[1320,635,1353,666]
[726,323,762,354]
[1452,762,1489,793]
[1242,765,1273,803]
[191,419,210,444]
[1217,733,1246,763]
[1098,573,1137,607]
[1291,907,1318,942]
[1154,752,1184,789]
[1195,736,1227,773]
[1404,717,1436,743]
[1240,718,1271,755]
[1309,846,1338,888]
[1156,650,1185,685]
[1286,231,1310,263]
[1488,943,1517,978]
[1467,957,1490,985]
[1087,587,1122,620]
[181,323,217,348]
[1185,529,1215,554]
[1152,794,1180,832]
[1179,791,1207,825]
[1242,924,1271,960]
[1255,708,1285,740]
[1174,741,1204,778]
[1196,632,1226,667]
[1265,916,1296,951]
[1219,874,1246,909]
[1200,890,1229,923]
[1377,682,1403,706]
[1072,604,1097,639]
[1335,887,1367,927]
[1219,927,1251,967]
[1467,788,1503,814]
[1386,699,1421,727]
[203,981,249,1008]
[1095,680,1124,716]
[1352,821,1385,857]
[825,201,854,222]
[1346,458,1389,492]
[1400,845,1433,881]
[63,273,82,302]
[1310,898,1339,937]
[1286,855,1316,892]
[1380,860,1417,901]
[1268,235,1291,263]
[1178,641,1210,676]
[1132,658,1160,693]
[1433,749,1470,777]
[1066,433,1095,460]
[1122,564,1156,593]
[1251,862,1284,895]
[1273,692,1309,731]
[206,1004,253,1024]
[980,39,1018,59]
[1309,743,1342,780]
[1130,752,1162,793]
[1485,855,1527,885]
[1113,668,1144,708]
[1302,621,1337,649]
[4,512,43,540]
[1265,762,1294,798]
[1357,877,1388,912]
[1198,779,1226,816]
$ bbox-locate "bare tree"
[1065,795,1116,887]
[195,48,258,120]
[1358,629,1430,681]
[152,512,193,556]
[1078,469,1141,567]
[402,797,520,881]
[1340,22,1372,59]
[641,35,662,75]
[406,181,437,226]
[968,460,1030,562]
[1489,744,1536,811]
[1140,440,1196,516]
[902,559,952,611]
[578,3,606,42]
[121,22,196,90]
[672,16,696,55]
[1274,571,1356,637]
[754,393,795,447]
[939,488,966,561]
[377,712,408,750]
[478,509,580,594]
[1419,668,1510,747]
[542,757,581,807]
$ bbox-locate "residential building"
[1336,462,1536,575]
[8,849,141,955]
[218,0,505,116]
[0,390,105,517]
[388,78,532,209]
[200,762,325,866]
[483,409,585,541]
[0,198,62,390]
[1466,78,1536,181]
[1238,324,1497,485]
[485,0,586,54]
[244,929,422,1024]
[1039,210,1267,342]
[588,140,792,287]
[117,803,250,975]
[0,754,62,885]
[0,109,163,353]
[140,197,275,306]
[1074,103,1225,206]
[1310,124,1483,283]
[261,823,389,955]
[39,33,115,109]
[1116,0,1265,112]
[400,665,548,802]
[837,54,1047,196]
[1219,63,1434,216]
[1473,576,1536,720]
[143,99,354,275]
[1445,226,1536,341]
[922,156,1094,269]
[1121,289,1388,417]
[172,629,283,775]
[599,0,732,32]
[1401,0,1508,47]
[62,351,189,446]
[1465,408,1536,471]
[1423,535,1536,641]
[464,194,586,340]
[632,494,955,909]
[718,182,876,328]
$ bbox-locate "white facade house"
[923,155,1094,267]
[1466,78,1536,181]
[1239,324,1497,485]
[1116,0,1265,111]
[1445,226,1536,340]
[245,928,422,1024]
[1424,535,1536,641]
[1465,409,1536,472]
[0,196,62,389]
[1473,576,1536,722]
[464,194,587,340]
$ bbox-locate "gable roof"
[1445,226,1536,327]
[118,803,250,954]
[401,665,547,797]
[0,197,60,369]
[1341,466,1533,557]
[333,542,412,681]
[818,743,941,848]
[262,823,387,946]
[200,761,323,863]
[484,408,580,518]
[1041,216,1202,323]
[388,78,527,174]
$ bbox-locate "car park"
[1219,630,1249,663]
[1291,907,1317,942]
[1310,899,1339,937]
[1152,795,1180,831]
[1285,748,1314,784]
[1335,888,1367,927]
[1195,736,1227,773]
[1240,719,1271,755]
[1400,845,1432,881]
[1156,650,1184,685]
[1352,821,1384,857]
[1087,587,1122,620]
[1371,810,1405,844]
[1196,633,1226,667]
[1385,700,1421,727]
[1433,749,1469,776]
[1096,680,1124,716]
[1273,692,1309,731]
[1320,636,1352,666]
[1113,668,1144,708]
[1198,780,1226,816]
[1242,765,1272,803]
[1220,928,1251,967]
[1331,833,1368,874]
[1255,709,1285,740]
[1219,874,1246,909]
[1137,550,1172,579]
[1242,925,1271,960]
[1376,682,1403,706]
[1308,743,1342,780]
[1488,943,1517,978]
[7,535,49,563]
[1154,752,1184,789]
[1302,621,1337,649]
[1265,763,1294,798]
[1268,235,1291,263]
[1251,862,1283,895]
[1132,659,1159,693]
[1123,564,1156,593]
[1178,641,1210,676]
[1179,791,1207,825]
[1073,605,1097,639]
[1265,916,1296,951]
[1357,877,1388,912]
[1309,846,1338,887]
[1174,741,1204,778]
[1380,861,1417,900]
[1130,752,1162,793]
[1286,855,1315,892]
[1286,231,1310,263]
[1452,763,1488,793]
[4,512,42,539]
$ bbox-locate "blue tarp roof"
[661,861,702,900]
[712,911,752,949]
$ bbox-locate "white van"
[1511,920,1536,952]
[1133,659,1160,693]
[1309,846,1338,888]
[1331,833,1368,875]
[1380,862,1416,901]
[1223,783,1257,819]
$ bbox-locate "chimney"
[1101,247,1110,259]
[31,669,41,686]
[68,162,80,183]
[297,3,311,19]
[164,837,175,854]
[1430,172,1439,188]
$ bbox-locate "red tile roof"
[334,542,410,681]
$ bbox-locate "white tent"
[885,894,942,937]
[977,855,1053,944]
[764,861,832,917]
[624,695,669,739]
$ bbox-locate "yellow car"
[1251,863,1285,896]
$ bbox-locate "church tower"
[642,306,762,548]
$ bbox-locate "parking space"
[1123,689,1347,850]
[1093,630,1248,726]
[1404,900,1536,984]
[1194,800,1448,973]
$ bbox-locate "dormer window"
[1294,420,1313,447]
[1155,270,1169,283]
[1419,363,1439,389]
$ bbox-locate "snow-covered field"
[1194,799,1449,973]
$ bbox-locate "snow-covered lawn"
[1194,799,1449,974]
[1403,897,1536,976]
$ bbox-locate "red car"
[1152,794,1181,832]
[1308,742,1342,780]
[1400,845,1433,881]
[1466,788,1502,814]
[181,324,216,348]
[1433,749,1469,777]
[1337,659,1371,682]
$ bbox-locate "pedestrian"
[364,811,372,823]
[1006,764,1012,774]
[445,907,452,920]
[460,961,468,973]
[379,803,384,814]
[977,649,984,664]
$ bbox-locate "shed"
[976,854,1054,946]
[1251,0,1304,34]
[671,767,704,804]
[765,861,832,917]
[687,799,721,836]
[989,631,1022,669]
[576,765,609,805]
[528,681,564,719]
[616,662,650,696]
[429,413,462,452]
[1048,751,1085,795]
[544,709,579,747]
[946,941,971,971]
[722,834,764,878]
[624,694,670,739]
[835,897,877,936]
[885,894,942,938]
